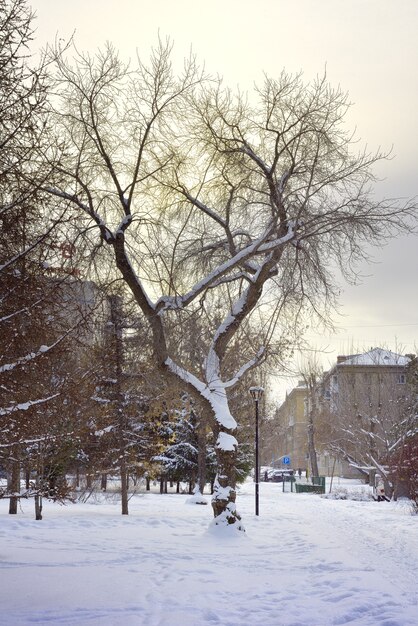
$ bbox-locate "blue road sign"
[283,456,290,465]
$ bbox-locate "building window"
[397,374,406,385]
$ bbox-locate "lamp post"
[249,386,264,516]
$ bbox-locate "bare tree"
[299,358,323,478]
[44,42,417,529]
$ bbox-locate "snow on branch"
[165,357,206,395]
[179,187,227,229]
[1,344,52,374]
[115,214,133,235]
[165,357,237,430]
[224,347,266,389]
[211,291,248,348]
[0,322,82,374]
[156,223,296,313]
[45,187,114,243]
[216,432,238,452]
[0,208,69,274]
[0,394,60,416]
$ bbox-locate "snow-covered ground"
[0,479,417,626]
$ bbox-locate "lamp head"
[249,386,264,401]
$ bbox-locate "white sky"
[29,0,418,399]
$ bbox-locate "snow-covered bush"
[323,487,373,501]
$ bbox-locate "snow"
[0,394,60,416]
[339,348,410,367]
[186,488,208,506]
[1,479,417,626]
[157,223,295,313]
[216,432,238,451]
[223,352,262,388]
[115,214,132,234]
[205,389,237,431]
[165,357,237,430]
[211,479,236,504]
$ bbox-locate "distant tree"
[389,355,418,508]
[298,359,324,478]
[0,5,105,518]
[45,41,417,530]
[0,0,78,516]
[86,293,156,513]
[155,398,198,493]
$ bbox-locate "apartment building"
[275,348,412,478]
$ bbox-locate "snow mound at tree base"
[185,490,208,505]
[207,502,246,536]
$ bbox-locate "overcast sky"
[29,0,418,398]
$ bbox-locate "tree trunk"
[197,415,207,495]
[8,461,20,515]
[211,423,244,530]
[101,473,107,491]
[120,466,128,515]
[146,476,150,491]
[307,423,319,479]
[307,413,319,479]
[34,470,43,520]
[34,494,43,520]
[109,295,129,515]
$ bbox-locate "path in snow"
[0,481,417,626]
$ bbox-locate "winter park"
[1,1,418,625]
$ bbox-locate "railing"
[295,476,325,494]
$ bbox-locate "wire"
[335,322,418,329]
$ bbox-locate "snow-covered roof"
[337,348,410,367]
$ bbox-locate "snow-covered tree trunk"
[211,422,241,526]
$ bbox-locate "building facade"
[274,381,308,471]
[320,348,411,476]
[275,348,413,478]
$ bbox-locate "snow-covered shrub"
[323,486,373,501]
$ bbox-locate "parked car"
[267,469,296,483]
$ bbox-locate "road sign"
[283,456,290,465]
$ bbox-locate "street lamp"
[249,386,264,516]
